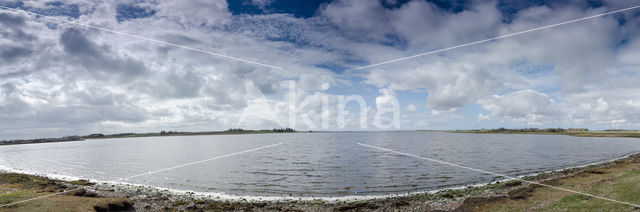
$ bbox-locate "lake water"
[1,132,640,198]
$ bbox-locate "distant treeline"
[0,136,84,145]
[478,128,589,133]
[604,129,634,131]
[272,128,295,132]
[226,128,295,133]
[0,128,297,145]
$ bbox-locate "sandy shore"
[2,153,640,211]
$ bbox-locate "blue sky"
[1,0,640,139]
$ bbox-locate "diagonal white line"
[357,5,640,70]
[0,188,83,208]
[0,142,283,208]
[357,142,640,208]
[0,6,283,70]
[124,142,283,179]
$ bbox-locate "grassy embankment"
[0,173,132,212]
[449,128,640,211]
[456,153,640,211]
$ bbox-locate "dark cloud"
[158,33,201,45]
[0,13,35,63]
[165,70,203,98]
[126,68,204,99]
[202,86,247,110]
[0,46,32,62]
[59,28,147,80]
[38,1,81,18]
[0,12,25,28]
[36,105,148,124]
[1,83,16,94]
[116,4,156,22]
[60,28,102,57]
[319,0,393,43]
[0,25,36,41]
[0,83,31,117]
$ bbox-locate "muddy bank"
[2,153,640,211]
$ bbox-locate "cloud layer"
[1,0,640,139]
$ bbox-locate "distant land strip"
[0,128,297,146]
[451,128,640,138]
[3,128,639,146]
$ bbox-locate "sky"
[1,0,640,139]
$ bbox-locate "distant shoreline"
[449,128,640,138]
[3,128,639,146]
[0,128,298,146]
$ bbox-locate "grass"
[0,195,123,212]
[0,192,24,205]
[0,173,133,212]
[68,180,94,186]
[92,198,134,212]
[589,170,640,203]
[336,201,380,211]
[463,155,640,211]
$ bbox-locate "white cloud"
[155,0,230,26]
[477,113,490,122]
[389,1,500,47]
[250,0,274,10]
[367,61,505,113]
[375,88,397,109]
[319,0,392,42]
[405,104,416,112]
[374,88,399,129]
[478,90,561,125]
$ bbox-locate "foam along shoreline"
[3,152,640,211]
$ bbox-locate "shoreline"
[0,129,300,146]
[450,129,640,138]
[3,151,637,202]
[3,129,638,147]
[3,153,640,211]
